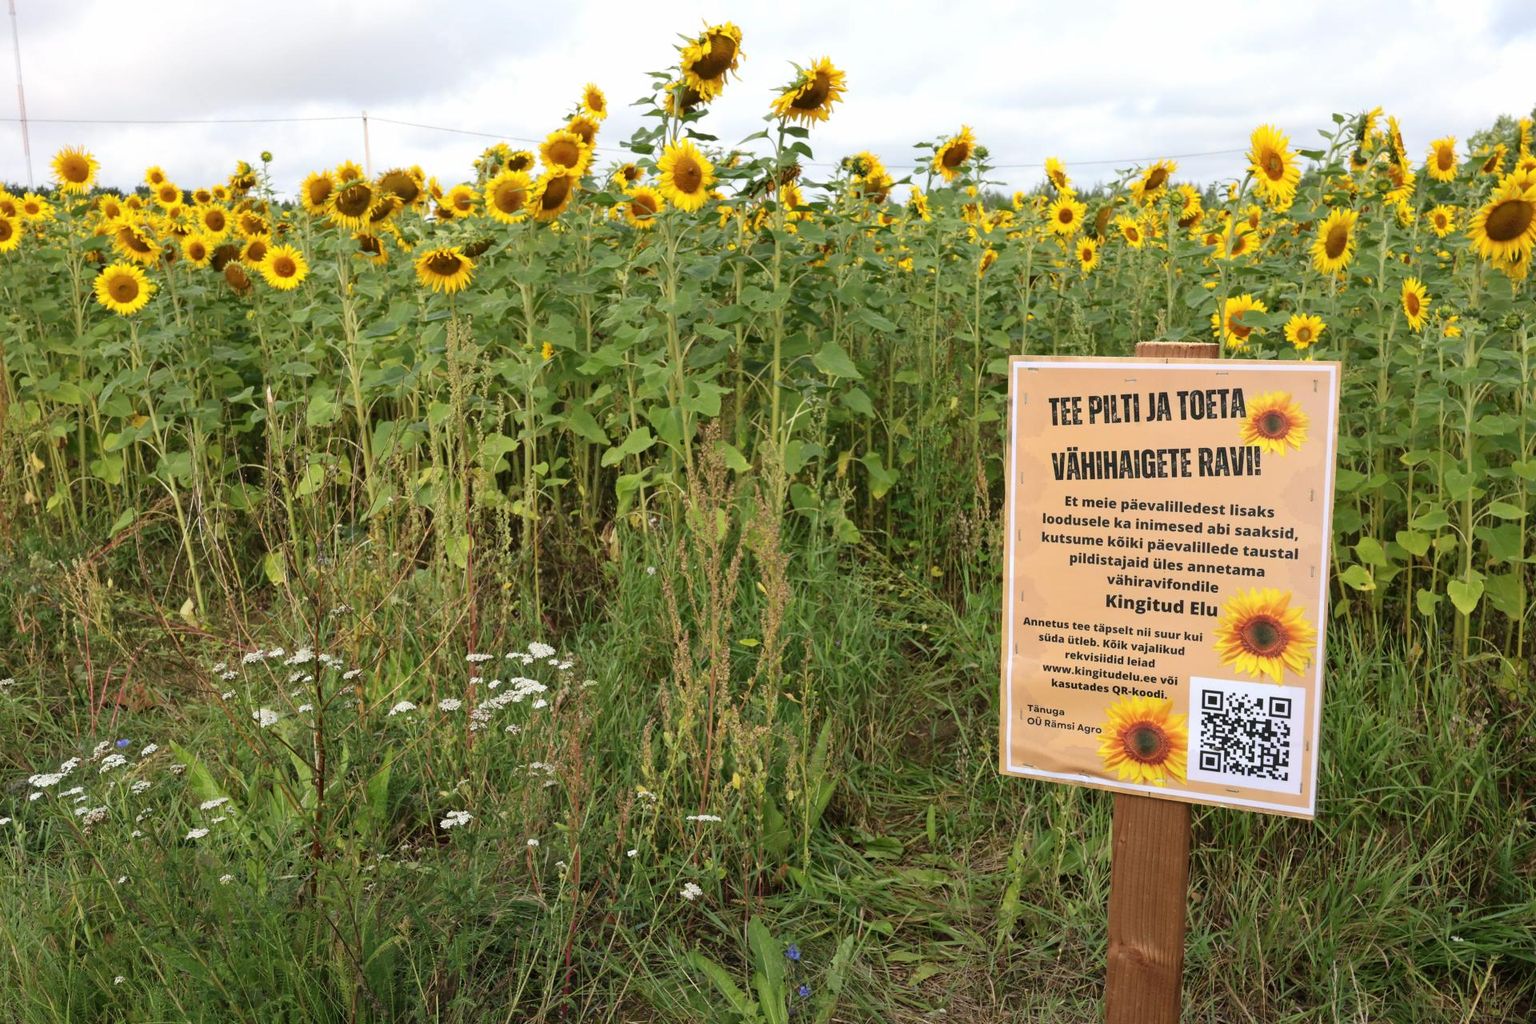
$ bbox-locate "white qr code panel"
[1187,677,1306,795]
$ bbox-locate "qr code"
[1186,677,1305,795]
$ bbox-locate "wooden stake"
[1102,339,1219,1024]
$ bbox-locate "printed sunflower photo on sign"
[1214,588,1317,683]
[1239,391,1309,454]
[1098,696,1188,786]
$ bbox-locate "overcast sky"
[3,0,1534,198]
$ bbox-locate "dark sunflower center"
[791,72,831,111]
[336,185,372,217]
[1295,326,1313,343]
[159,186,179,203]
[272,255,296,278]
[246,240,268,263]
[632,194,658,218]
[508,154,533,172]
[1144,167,1168,191]
[1406,292,1420,316]
[426,252,462,276]
[119,228,152,254]
[1486,198,1534,242]
[1058,208,1073,224]
[205,211,227,231]
[1437,148,1454,171]
[690,34,736,79]
[1241,615,1286,655]
[494,183,527,214]
[672,156,702,194]
[308,180,333,205]
[380,173,417,204]
[109,275,138,302]
[541,175,572,209]
[1263,152,1284,179]
[1231,315,1253,339]
[63,156,89,182]
[188,242,206,260]
[0,220,12,242]
[548,139,582,168]
[1125,723,1169,763]
[1259,410,1289,437]
[943,143,970,169]
[1324,223,1349,259]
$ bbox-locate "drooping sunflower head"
[1131,159,1176,204]
[1427,136,1458,182]
[1310,207,1358,275]
[1044,156,1070,193]
[353,232,389,265]
[93,262,154,316]
[932,126,977,183]
[565,114,601,149]
[770,56,847,126]
[51,146,98,194]
[1401,277,1430,330]
[612,163,645,190]
[532,169,581,222]
[1247,124,1300,209]
[1174,183,1204,229]
[505,150,535,174]
[1211,293,1267,350]
[258,243,309,291]
[1240,390,1309,453]
[540,130,591,176]
[656,139,715,214]
[580,83,608,121]
[679,22,743,101]
[1097,696,1188,786]
[367,195,403,227]
[623,185,665,229]
[484,169,533,224]
[414,246,475,294]
[235,209,268,239]
[1467,176,1536,266]
[1214,588,1317,684]
[1283,314,1326,352]
[223,261,252,296]
[662,79,707,118]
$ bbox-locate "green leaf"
[1354,537,1388,568]
[564,407,609,445]
[263,551,288,586]
[684,952,757,1016]
[812,341,862,379]
[601,426,655,468]
[479,432,519,472]
[1338,564,1375,592]
[717,441,751,473]
[1487,501,1524,520]
[108,508,136,538]
[1415,588,1442,617]
[1446,576,1484,616]
[860,451,898,500]
[1395,530,1430,557]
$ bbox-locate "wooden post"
[1102,339,1220,1024]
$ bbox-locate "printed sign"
[999,357,1341,817]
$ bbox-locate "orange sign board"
[1000,357,1341,817]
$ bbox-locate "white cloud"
[2,0,1532,195]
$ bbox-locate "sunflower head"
[1427,136,1458,182]
[1248,125,1300,210]
[623,186,664,229]
[1310,207,1358,275]
[52,146,98,194]
[0,215,22,254]
[180,233,213,268]
[1214,588,1317,684]
[1076,237,1099,273]
[1131,159,1176,204]
[376,167,423,207]
[656,139,715,214]
[484,169,533,224]
[1046,193,1086,237]
[1097,696,1188,786]
[259,244,309,291]
[932,126,977,183]
[1401,277,1430,330]
[770,57,847,127]
[679,22,744,101]
[1282,314,1325,352]
[1426,204,1456,238]
[540,130,591,176]
[93,262,154,316]
[1044,156,1070,193]
[1241,391,1309,453]
[414,247,475,294]
[580,83,608,121]
[532,169,581,223]
[330,180,376,230]
[1211,293,1267,350]
[1467,177,1536,267]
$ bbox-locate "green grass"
[1,491,1531,1024]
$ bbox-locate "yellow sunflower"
[1248,124,1300,209]
[179,233,213,268]
[1401,278,1430,330]
[1214,588,1317,683]
[1211,293,1266,350]
[154,181,182,208]
[623,185,664,229]
[540,130,591,176]
[504,150,536,174]
[1310,208,1358,275]
[1044,156,1070,192]
[1426,136,1458,182]
[1130,159,1176,205]
[299,171,335,216]
[657,139,715,213]
[1115,215,1146,249]
[414,247,475,293]
[932,126,977,183]
[234,209,268,239]
[1283,314,1325,352]
[1046,193,1086,236]
[770,57,847,126]
[532,169,580,222]
[1173,183,1203,229]
[581,82,608,121]
[334,160,365,184]
[258,244,309,291]
[1240,391,1309,453]
[330,180,376,231]
[376,167,424,206]
[1077,237,1099,273]
[1217,225,1259,261]
[484,169,532,224]
[0,215,20,254]
[1097,696,1188,786]
[21,193,53,221]
[144,165,168,188]
[1479,144,1506,177]
[977,247,997,276]
[679,22,743,102]
[51,146,98,194]
[93,262,154,316]
[113,220,159,264]
[354,232,389,266]
[197,204,231,239]
[1425,204,1457,238]
[1467,177,1536,266]
[612,163,644,190]
[242,237,270,266]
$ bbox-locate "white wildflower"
[686,814,723,823]
[267,647,285,659]
[0,818,10,826]
[241,651,266,665]
[91,741,113,759]
[504,724,522,734]
[387,701,417,716]
[28,792,42,802]
[437,698,463,712]
[680,882,704,902]
[646,566,656,576]
[532,698,548,709]
[218,874,234,885]
[284,647,314,666]
[98,753,128,773]
[440,810,473,830]
[59,757,81,774]
[0,677,14,687]
[251,708,280,728]
[210,815,227,823]
[113,976,125,986]
[62,786,85,797]
[466,652,493,664]
[219,670,238,682]
[140,743,158,757]
[27,772,65,789]
[526,838,540,848]
[115,875,127,884]
[297,703,313,713]
[168,763,186,775]
[211,662,227,674]
[80,807,108,826]
[131,781,151,794]
[528,641,556,660]
[199,797,230,811]
[220,690,236,700]
[627,848,638,858]
[185,827,209,840]
[342,668,362,681]
[130,829,143,838]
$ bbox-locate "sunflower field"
[1,22,1534,1024]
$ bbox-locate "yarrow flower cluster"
[440,810,473,830]
[680,882,705,902]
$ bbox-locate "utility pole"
[7,0,33,187]
[361,110,372,177]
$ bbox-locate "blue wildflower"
[797,984,811,998]
[785,943,801,962]
[115,739,131,749]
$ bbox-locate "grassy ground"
[1,486,1532,1024]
